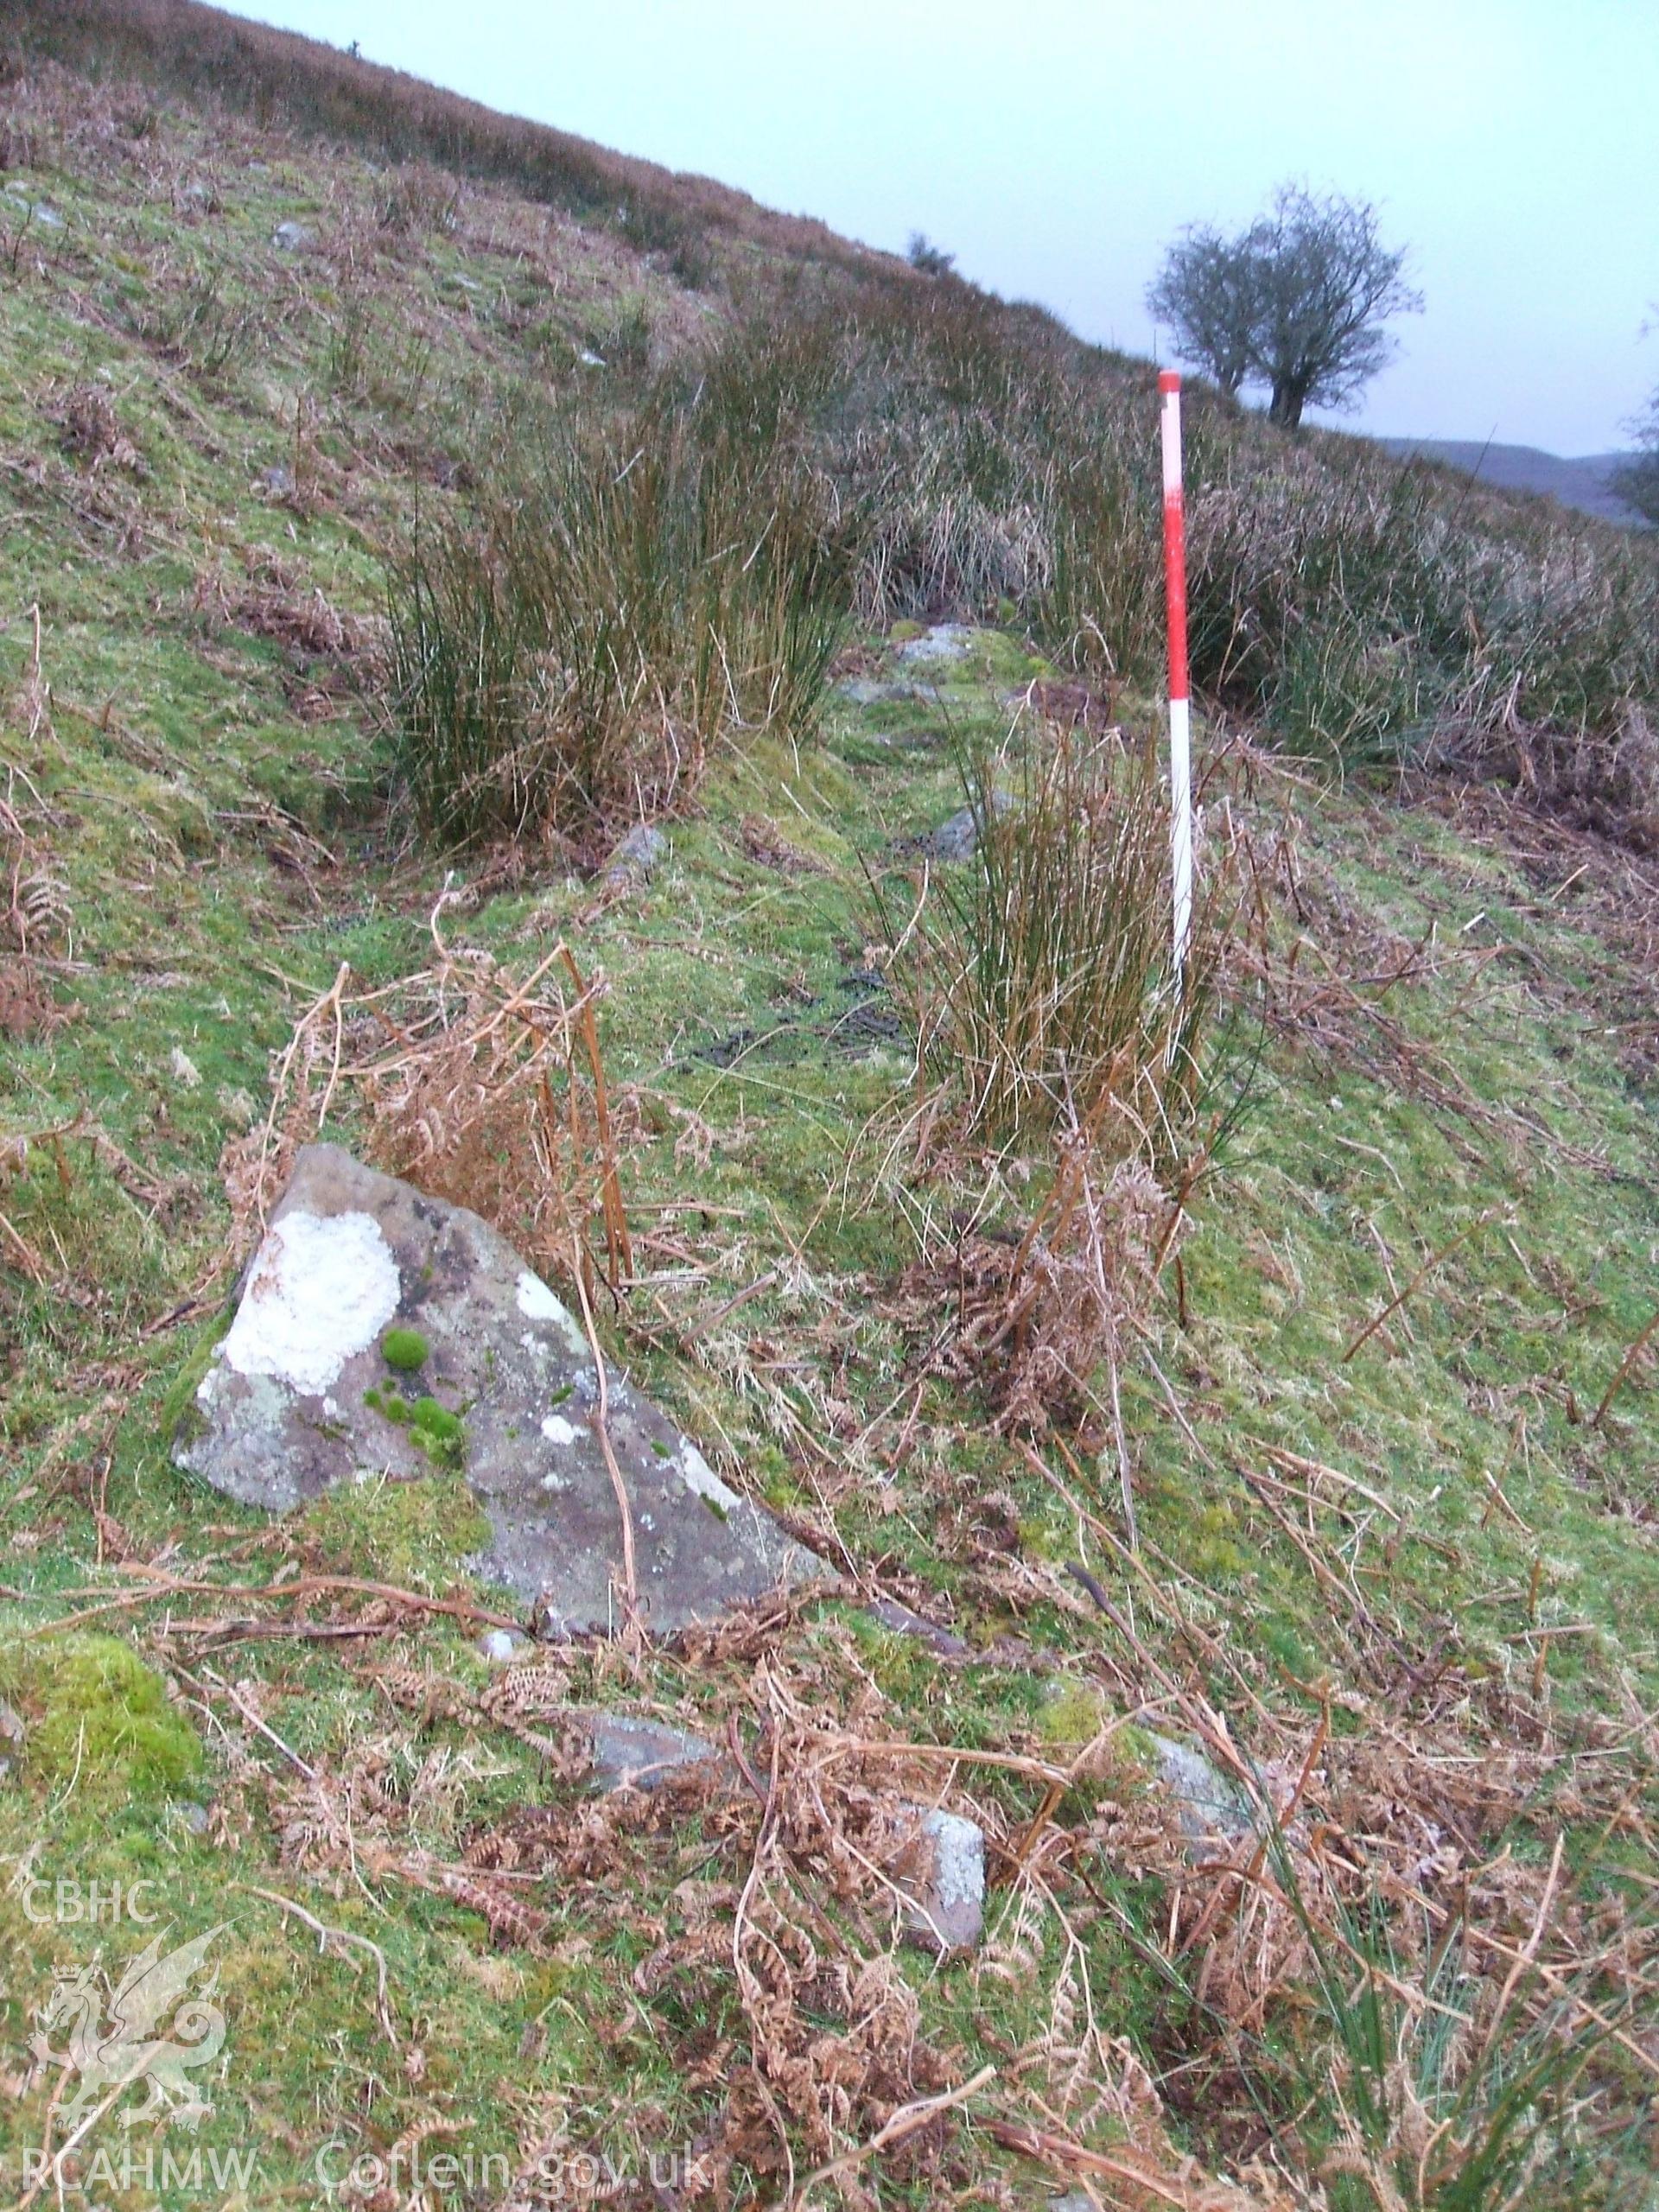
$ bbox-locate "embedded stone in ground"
[910,789,1014,863]
[894,622,978,664]
[601,821,669,885]
[867,1598,972,1662]
[895,1808,986,1953]
[174,1144,826,1636]
[1144,1730,1255,1845]
[575,1712,725,1792]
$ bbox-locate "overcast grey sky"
[222,0,1657,454]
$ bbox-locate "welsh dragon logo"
[29,1926,229,2133]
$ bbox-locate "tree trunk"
[1268,381,1306,429]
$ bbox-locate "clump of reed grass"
[1269,1847,1633,2212]
[385,391,849,848]
[881,725,1221,1154]
[870,723,1236,1435]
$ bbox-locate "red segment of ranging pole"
[1159,369,1194,986]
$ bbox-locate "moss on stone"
[381,1326,429,1373]
[300,1469,490,1588]
[159,1308,233,1446]
[410,1395,461,1442]
[1036,1684,1113,1747]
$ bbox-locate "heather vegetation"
[1,11,1658,2210]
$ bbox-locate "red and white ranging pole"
[1159,369,1193,988]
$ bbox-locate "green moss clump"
[1036,1684,1112,1747]
[381,1326,429,1374]
[407,1395,464,1468]
[3,1635,201,1802]
[410,1395,461,1442]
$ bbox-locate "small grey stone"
[895,623,977,664]
[173,1801,211,1834]
[836,677,917,708]
[479,1628,530,1664]
[0,1699,23,1783]
[918,791,1014,863]
[868,1599,971,1662]
[580,1712,723,1792]
[271,220,313,251]
[1144,1730,1255,1845]
[577,347,607,368]
[897,1808,985,1954]
[602,822,668,882]
[5,190,64,230]
[260,462,295,496]
[173,1144,825,1637]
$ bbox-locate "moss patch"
[381,1325,429,1373]
[0,1635,201,1802]
[300,1467,490,1590]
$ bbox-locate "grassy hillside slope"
[0,22,1657,2212]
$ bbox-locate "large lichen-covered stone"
[175,1145,825,1635]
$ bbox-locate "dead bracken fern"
[891,1141,1175,1441]
[226,887,632,1297]
[2,607,74,1036]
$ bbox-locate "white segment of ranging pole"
[1158,369,1193,989]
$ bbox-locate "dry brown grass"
[225,890,632,1302]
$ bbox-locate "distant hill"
[1378,437,1644,526]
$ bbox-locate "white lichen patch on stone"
[218,1209,401,1398]
[678,1442,742,1517]
[540,1413,578,1447]
[922,1810,983,1909]
[515,1269,588,1356]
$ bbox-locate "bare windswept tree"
[1147,185,1421,429]
[1613,318,1659,524]
[1614,397,1659,524]
[906,232,956,278]
[1145,226,1258,397]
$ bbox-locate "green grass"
[0,47,1655,2212]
